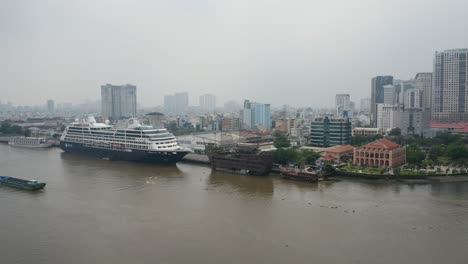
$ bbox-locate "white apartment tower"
[433,49,468,122]
[377,104,400,132]
[199,94,216,112]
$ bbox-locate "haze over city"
[2,0,468,107]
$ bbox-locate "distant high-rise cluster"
[242,100,271,130]
[199,94,216,113]
[433,49,468,123]
[370,76,393,127]
[164,92,189,114]
[101,84,137,120]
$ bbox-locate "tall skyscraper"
[414,73,432,110]
[199,94,216,112]
[371,76,393,127]
[47,99,55,114]
[383,85,397,105]
[164,92,189,114]
[101,84,137,119]
[242,100,271,130]
[433,49,468,122]
[335,94,350,117]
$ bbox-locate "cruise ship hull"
[60,141,189,164]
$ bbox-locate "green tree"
[297,150,320,165]
[406,145,425,165]
[273,134,291,148]
[446,144,468,160]
[388,127,401,136]
[429,145,446,161]
[273,148,298,165]
[24,129,32,137]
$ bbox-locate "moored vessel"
[60,116,190,163]
[0,176,46,190]
[280,166,321,182]
[206,143,273,175]
[8,137,53,148]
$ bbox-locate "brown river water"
[0,144,467,264]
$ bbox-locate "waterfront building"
[47,99,55,114]
[353,139,406,168]
[164,92,189,114]
[352,127,381,137]
[199,94,216,113]
[323,145,354,161]
[433,49,468,123]
[414,72,432,110]
[101,84,137,120]
[335,94,350,117]
[371,76,393,127]
[309,117,351,147]
[376,104,400,132]
[242,100,271,130]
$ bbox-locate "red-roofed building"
[324,145,354,160]
[431,122,468,134]
[353,139,406,168]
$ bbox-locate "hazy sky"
[2,0,468,107]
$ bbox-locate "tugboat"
[280,166,321,182]
[0,176,46,190]
[206,143,273,176]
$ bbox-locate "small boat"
[0,176,46,190]
[280,166,321,182]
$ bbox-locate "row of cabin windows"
[66,131,174,141]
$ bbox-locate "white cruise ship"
[60,116,190,163]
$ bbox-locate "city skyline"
[3,1,468,107]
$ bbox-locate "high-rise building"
[101,84,137,119]
[242,100,271,130]
[371,76,393,127]
[383,85,397,105]
[360,98,371,112]
[404,88,422,109]
[376,104,400,132]
[310,117,351,147]
[164,92,189,114]
[399,109,430,136]
[47,99,55,114]
[335,94,350,117]
[433,49,468,122]
[199,94,216,112]
[414,73,432,110]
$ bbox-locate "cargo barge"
[0,176,46,190]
